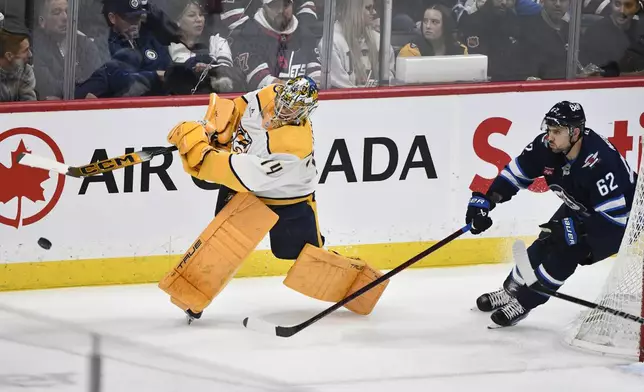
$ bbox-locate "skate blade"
[487,322,513,329]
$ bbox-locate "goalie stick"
[17,146,179,178]
[243,224,472,338]
[512,240,644,325]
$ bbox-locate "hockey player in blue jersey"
[466,101,638,327]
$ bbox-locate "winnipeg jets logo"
[550,184,587,213]
[582,151,600,169]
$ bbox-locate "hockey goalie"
[158,76,389,323]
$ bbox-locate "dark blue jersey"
[488,128,637,259]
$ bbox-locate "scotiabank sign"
[469,112,644,194]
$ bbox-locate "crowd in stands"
[0,0,643,102]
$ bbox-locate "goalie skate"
[185,309,203,325]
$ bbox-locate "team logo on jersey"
[130,0,140,9]
[550,184,588,214]
[232,126,252,154]
[543,167,554,176]
[562,163,571,176]
[582,151,600,169]
[466,36,479,48]
[145,49,158,60]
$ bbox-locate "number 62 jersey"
[487,128,638,260]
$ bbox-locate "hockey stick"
[512,240,644,324]
[243,224,472,337]
[17,146,179,178]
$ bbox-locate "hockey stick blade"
[512,240,643,324]
[512,239,538,286]
[18,146,178,178]
[243,224,472,337]
[17,152,73,176]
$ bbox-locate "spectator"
[163,0,246,94]
[319,0,395,88]
[167,0,233,67]
[520,0,570,79]
[0,26,36,101]
[31,0,105,99]
[458,0,531,81]
[399,4,467,57]
[76,0,172,97]
[580,0,644,75]
[231,0,321,91]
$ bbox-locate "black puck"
[38,237,52,250]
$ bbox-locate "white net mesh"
[566,149,644,361]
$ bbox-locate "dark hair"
[165,0,203,21]
[422,4,457,38]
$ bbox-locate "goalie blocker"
[158,193,389,319]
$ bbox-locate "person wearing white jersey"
[159,76,390,323]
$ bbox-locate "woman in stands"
[319,0,395,88]
[398,4,467,57]
[164,0,246,94]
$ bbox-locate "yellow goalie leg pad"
[158,193,278,313]
[283,244,365,302]
[283,245,389,315]
[342,262,390,315]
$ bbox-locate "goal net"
[566,151,644,362]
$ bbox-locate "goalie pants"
[215,186,324,260]
[508,203,622,310]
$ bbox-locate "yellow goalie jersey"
[170,84,318,203]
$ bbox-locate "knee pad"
[283,244,389,315]
[158,193,278,313]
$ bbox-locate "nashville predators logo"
[232,126,252,154]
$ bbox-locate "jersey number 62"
[596,172,618,196]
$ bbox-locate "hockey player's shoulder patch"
[581,151,601,169]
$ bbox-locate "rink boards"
[1,79,644,291]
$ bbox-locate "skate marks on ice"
[0,264,641,391]
[0,302,311,392]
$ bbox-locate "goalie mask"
[274,76,319,125]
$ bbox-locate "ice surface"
[0,262,642,392]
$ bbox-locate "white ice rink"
[0,261,642,392]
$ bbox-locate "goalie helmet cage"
[565,141,644,362]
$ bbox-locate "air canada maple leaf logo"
[0,140,51,227]
[0,127,65,228]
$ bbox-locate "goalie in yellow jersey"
[159,76,390,324]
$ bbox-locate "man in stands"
[579,0,644,76]
[520,0,570,80]
[32,0,104,99]
[230,0,321,90]
[0,25,36,101]
[75,0,172,97]
[458,0,531,81]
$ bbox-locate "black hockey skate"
[185,309,202,325]
[489,298,530,328]
[476,288,512,312]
